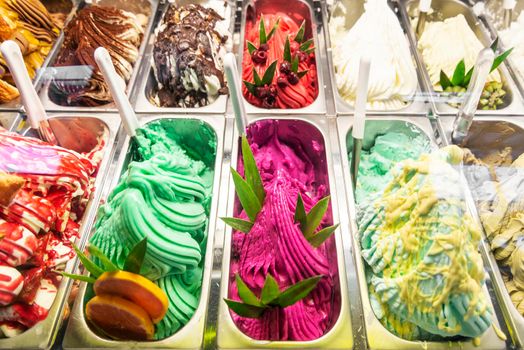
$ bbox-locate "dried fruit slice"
[94,271,168,323]
[85,295,154,340]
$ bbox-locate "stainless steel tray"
[0,112,18,129]
[336,115,507,349]
[236,0,328,114]
[322,0,429,115]
[399,0,524,116]
[63,115,225,350]
[132,0,235,114]
[478,0,524,104]
[216,116,353,349]
[438,115,524,348]
[0,113,119,349]
[0,0,80,112]
[37,0,159,112]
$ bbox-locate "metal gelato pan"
[216,116,353,349]
[337,116,507,349]
[0,113,119,349]
[478,0,524,103]
[133,0,235,114]
[0,0,78,112]
[37,0,159,112]
[438,116,524,348]
[237,0,327,114]
[0,112,18,129]
[322,0,429,115]
[63,115,225,350]
[399,0,524,116]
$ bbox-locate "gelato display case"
[0,114,119,349]
[3,0,524,348]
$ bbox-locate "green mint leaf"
[241,135,265,204]
[299,39,314,52]
[266,18,280,42]
[261,274,280,305]
[297,70,309,79]
[464,67,474,86]
[294,20,306,43]
[124,238,147,274]
[58,271,97,284]
[302,47,315,55]
[303,196,331,238]
[451,60,465,86]
[73,244,104,278]
[274,275,323,308]
[247,41,258,55]
[224,299,267,318]
[87,245,118,271]
[307,224,339,248]
[231,167,262,222]
[235,274,263,306]
[490,37,499,52]
[221,217,253,234]
[491,47,513,72]
[291,56,299,73]
[253,68,262,86]
[262,60,278,86]
[284,36,292,63]
[294,193,307,230]
[259,15,267,44]
[244,80,257,96]
[439,70,452,90]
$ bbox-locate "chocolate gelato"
[49,5,145,107]
[151,3,229,108]
[0,0,61,103]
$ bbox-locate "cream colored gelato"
[499,13,524,84]
[418,14,501,89]
[330,0,418,110]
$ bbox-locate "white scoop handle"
[1,40,46,130]
[419,0,432,13]
[352,55,371,140]
[94,47,138,138]
[503,0,516,10]
[224,53,247,135]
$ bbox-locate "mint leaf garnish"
[123,238,147,274]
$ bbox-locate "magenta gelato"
[227,120,339,341]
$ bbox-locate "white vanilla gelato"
[330,0,418,110]
[500,13,524,84]
[418,14,501,89]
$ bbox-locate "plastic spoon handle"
[1,41,47,130]
[452,48,495,144]
[94,47,138,138]
[224,52,247,135]
[352,55,370,140]
[351,55,371,188]
[416,0,432,35]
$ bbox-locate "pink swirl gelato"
[228,120,340,341]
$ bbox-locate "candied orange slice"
[94,271,168,323]
[86,295,154,340]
